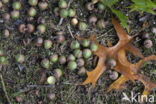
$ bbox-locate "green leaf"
[111,8,129,33]
[100,0,119,7]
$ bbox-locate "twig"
[0,73,12,104]
[58,0,72,25]
[67,24,74,38]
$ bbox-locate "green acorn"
[37,24,46,34]
[44,40,52,49]
[41,58,50,69]
[28,7,36,17]
[47,76,56,84]
[67,54,76,61]
[0,56,7,65]
[12,1,21,10]
[90,42,98,51]
[82,49,92,59]
[78,22,87,31]
[98,2,105,10]
[28,0,38,6]
[11,10,20,19]
[81,39,90,47]
[70,40,80,49]
[50,54,58,63]
[97,19,106,29]
[59,0,67,8]
[15,54,25,63]
[74,49,82,58]
[54,7,60,16]
[60,9,68,18]
[68,9,76,17]
[68,61,77,70]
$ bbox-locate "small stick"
[67,24,74,38]
[0,73,12,104]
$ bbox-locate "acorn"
[60,9,68,18]
[59,55,66,64]
[56,34,65,43]
[41,58,50,69]
[2,0,9,4]
[106,58,116,69]
[68,61,77,70]
[0,49,4,56]
[11,10,19,19]
[89,15,97,25]
[15,54,25,63]
[78,67,86,76]
[47,93,56,100]
[97,2,105,10]
[12,1,21,10]
[67,54,76,61]
[152,27,156,34]
[59,0,68,9]
[86,2,94,11]
[71,18,78,26]
[142,32,149,39]
[54,7,60,16]
[37,24,46,34]
[78,22,87,31]
[19,24,26,33]
[47,76,56,84]
[3,29,10,38]
[28,7,36,17]
[68,9,76,17]
[76,58,85,67]
[3,13,10,21]
[35,37,43,47]
[90,42,98,51]
[82,49,92,59]
[81,39,90,47]
[97,19,106,29]
[70,40,80,49]
[50,54,58,63]
[144,39,153,48]
[109,71,119,80]
[0,1,2,8]
[37,17,45,24]
[44,40,52,49]
[0,56,7,65]
[38,2,48,11]
[28,0,38,6]
[74,49,82,58]
[54,68,63,79]
[27,24,35,33]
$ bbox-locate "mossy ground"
[0,0,155,104]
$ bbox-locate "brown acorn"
[3,13,10,21]
[86,2,94,11]
[59,55,66,64]
[37,17,45,24]
[3,29,10,38]
[76,58,85,67]
[144,39,153,48]
[89,15,97,25]
[142,32,149,39]
[35,37,43,47]
[27,24,35,33]
[19,24,26,33]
